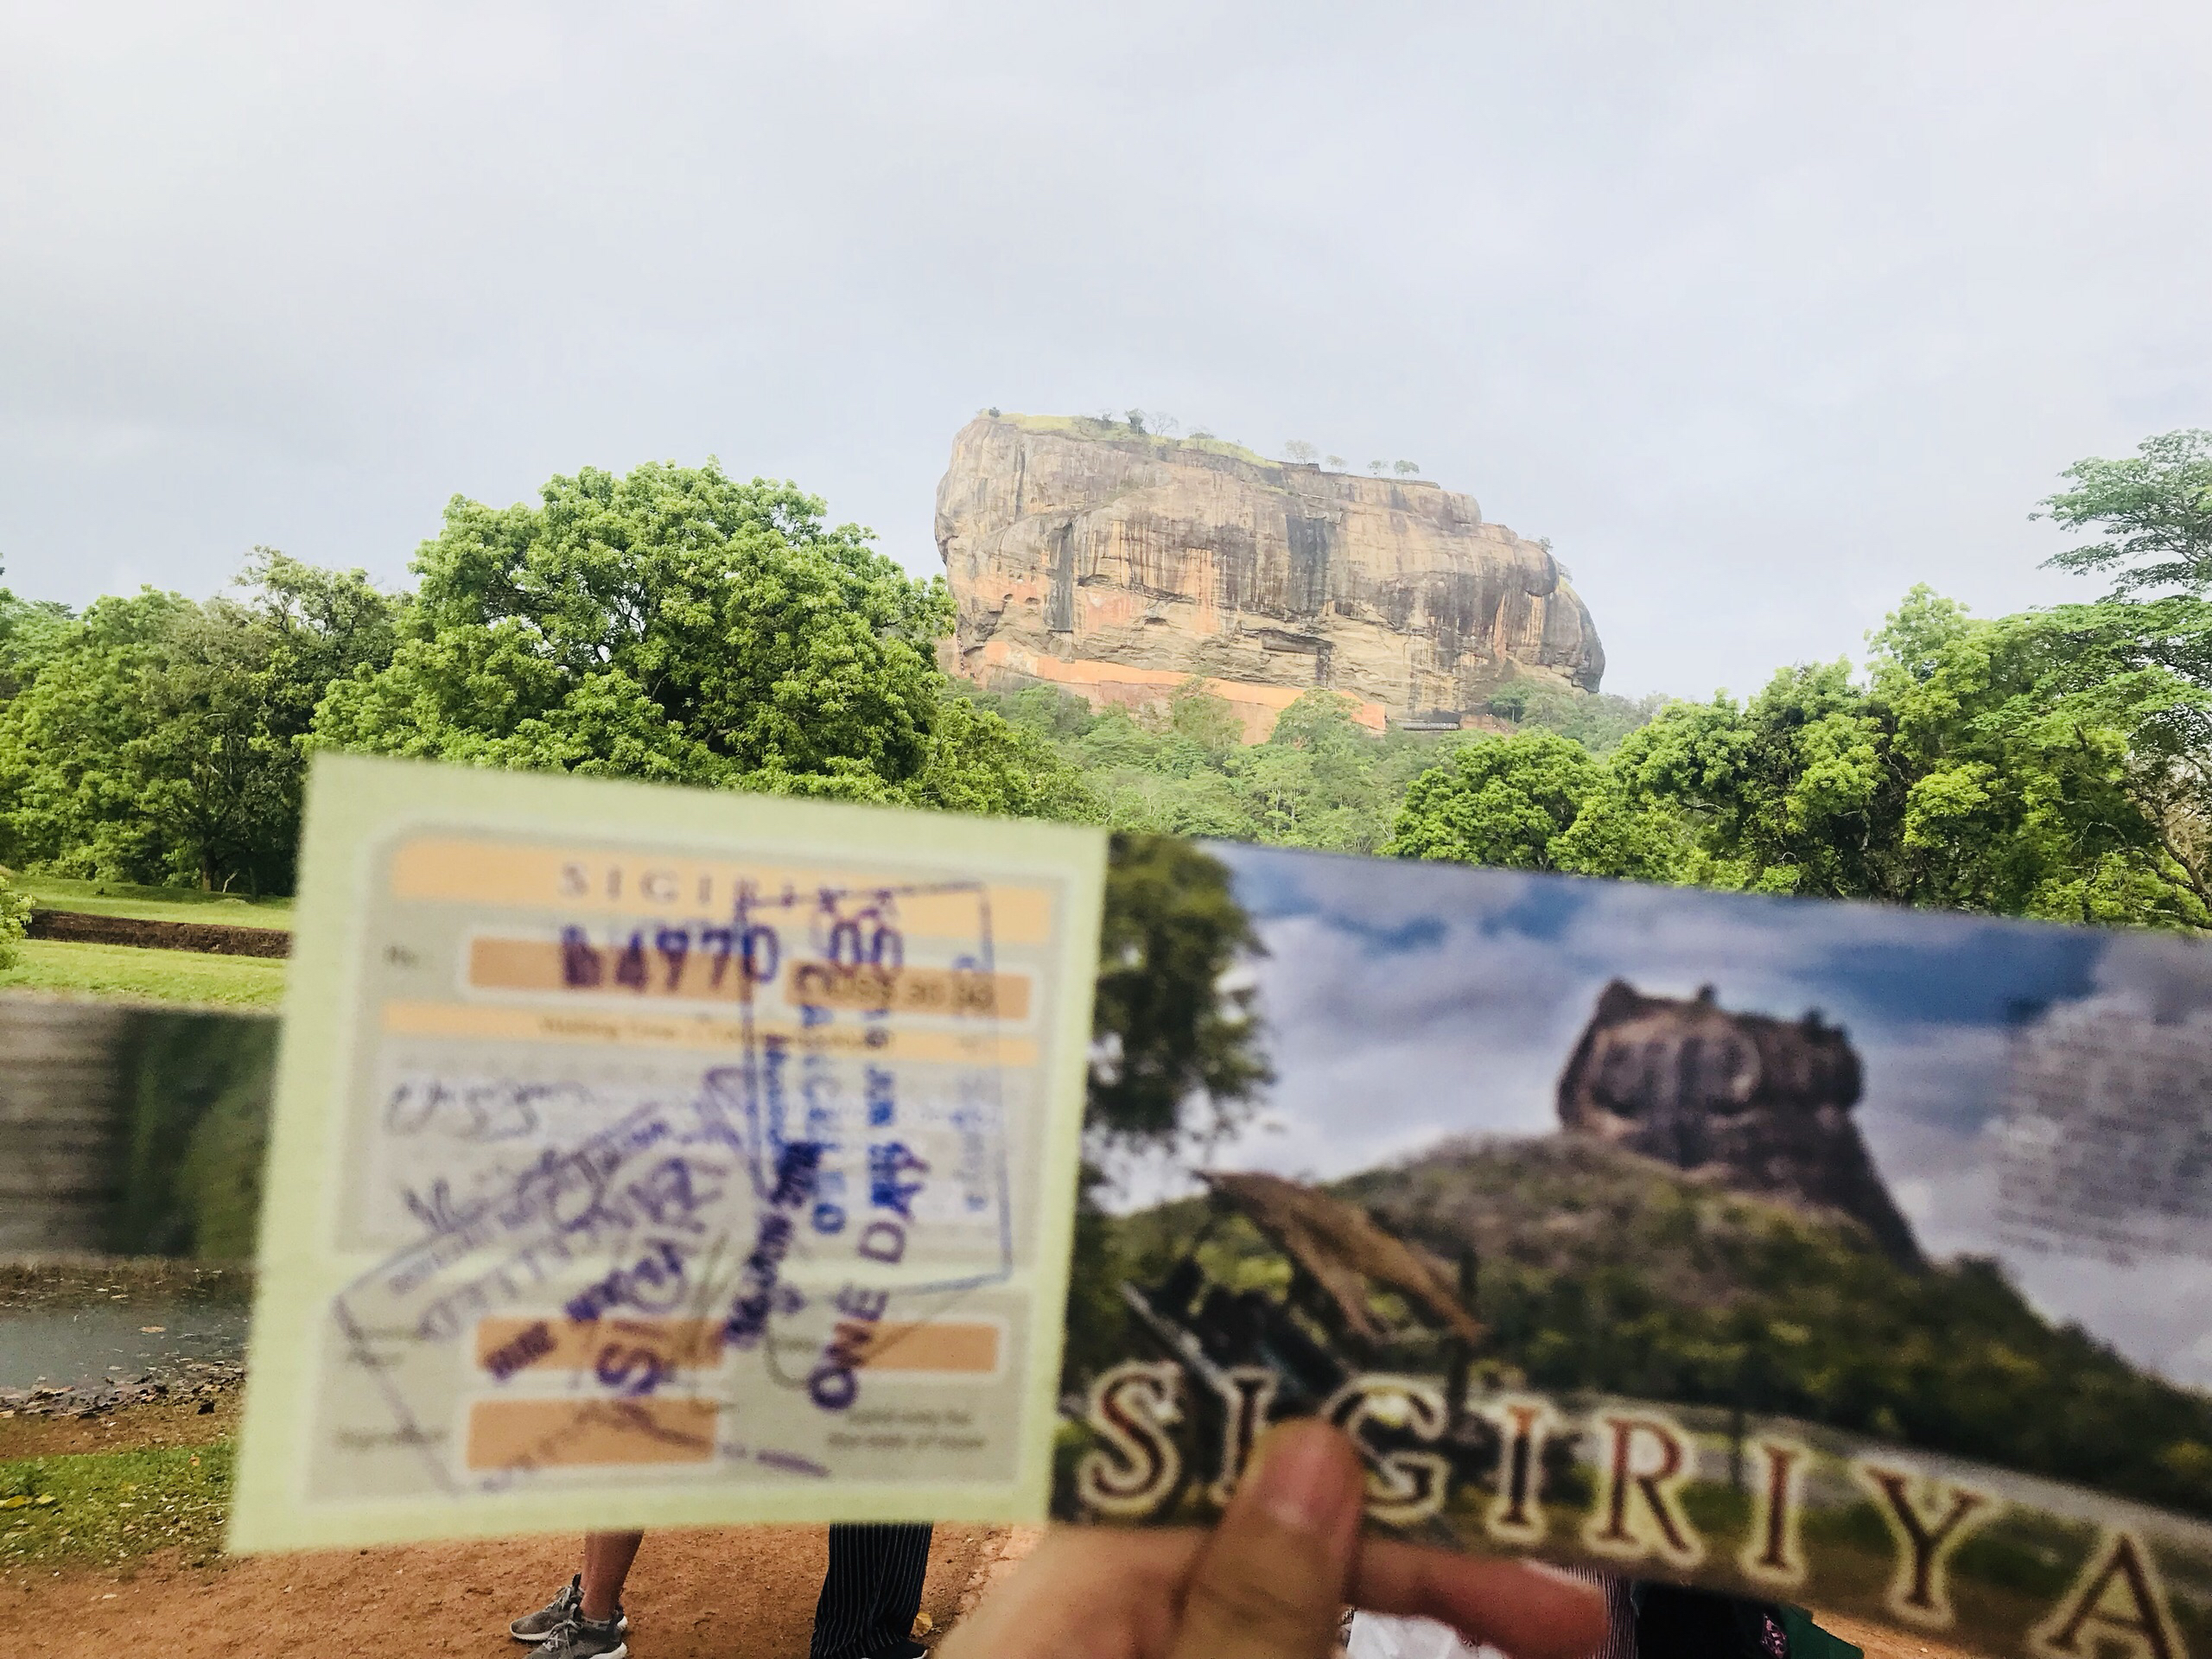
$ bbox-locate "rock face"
[933,415,1604,735]
[1556,981,1923,1268]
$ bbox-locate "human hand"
[938,1420,1606,1659]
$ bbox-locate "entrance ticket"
[229,755,1104,1550]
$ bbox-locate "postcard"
[224,758,2212,1657]
[227,754,1107,1550]
[1056,836,2212,1659]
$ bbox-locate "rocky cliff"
[1556,980,1923,1268]
[933,414,1604,737]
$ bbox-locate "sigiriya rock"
[933,414,1605,741]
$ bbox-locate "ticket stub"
[230,754,1104,1550]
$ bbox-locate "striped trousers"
[809,1522,933,1659]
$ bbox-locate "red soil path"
[25,1522,1039,1659]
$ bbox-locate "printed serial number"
[464,927,1027,1018]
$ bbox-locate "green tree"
[0,559,72,702]
[1087,834,1272,1149]
[0,868,30,969]
[0,588,197,880]
[1383,731,1607,869]
[900,696,1103,823]
[134,556,402,891]
[1167,678,1244,754]
[2037,428,2212,595]
[1266,688,1365,754]
[1227,690,1397,851]
[1600,661,1896,898]
[0,557,403,891]
[1414,586,2212,926]
[312,461,952,796]
[1874,590,2211,925]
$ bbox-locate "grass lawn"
[0,940,286,1010]
[0,1444,232,1568]
[12,874,291,931]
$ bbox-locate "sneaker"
[531,1616,630,1659]
[510,1577,628,1643]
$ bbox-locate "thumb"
[1169,1420,1364,1659]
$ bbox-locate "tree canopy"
[311,462,954,793]
[2037,428,2212,596]
[1386,582,2212,930]
[0,463,1103,893]
[0,556,401,893]
[8,430,2212,944]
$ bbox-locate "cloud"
[5,1,2211,696]
[1192,846,2212,1384]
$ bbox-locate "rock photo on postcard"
[1057,836,2212,1659]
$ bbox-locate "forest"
[3,429,2209,956]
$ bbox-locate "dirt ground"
[23,1522,1031,1659]
[0,1389,242,1458]
[24,907,291,957]
[19,1522,1983,1659]
[6,1391,1976,1659]
[7,1382,1034,1659]
[19,1547,1987,1659]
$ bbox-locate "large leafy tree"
[1871,590,2209,925]
[1599,661,1898,898]
[0,556,402,891]
[1383,730,1607,869]
[1382,727,1690,882]
[1388,588,2211,929]
[0,559,71,702]
[312,461,954,793]
[1087,833,1272,1149]
[0,588,198,880]
[130,556,404,892]
[2037,428,2212,596]
[899,695,1101,822]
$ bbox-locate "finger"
[936,1529,1199,1659]
[1168,1421,1364,1659]
[1351,1541,1608,1659]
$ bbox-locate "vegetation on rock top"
[988,410,1274,467]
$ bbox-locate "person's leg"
[862,1522,931,1656]
[813,1523,933,1659]
[510,1536,639,1646]
[581,1530,644,1624]
[811,1523,872,1659]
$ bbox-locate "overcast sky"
[4,2,2209,696]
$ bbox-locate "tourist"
[505,1523,933,1659]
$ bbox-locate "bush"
[0,868,29,969]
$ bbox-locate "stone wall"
[0,997,133,1253]
[0,995,276,1258]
